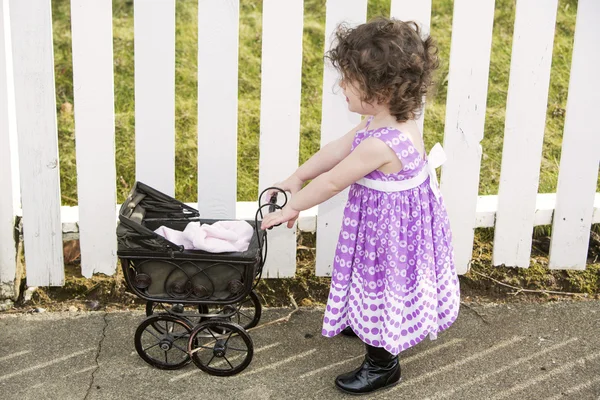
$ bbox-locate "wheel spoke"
[157,320,167,332]
[143,343,160,352]
[191,332,216,340]
[238,301,250,310]
[164,350,168,364]
[171,342,188,354]
[223,356,234,369]
[145,328,163,341]
[238,311,253,321]
[223,331,234,347]
[207,329,219,341]
[171,332,190,340]
[206,355,215,366]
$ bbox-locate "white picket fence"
[0,0,599,294]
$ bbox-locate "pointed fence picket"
[134,0,176,197]
[440,0,496,274]
[71,0,117,278]
[493,0,559,268]
[197,0,239,220]
[315,0,368,278]
[549,0,600,269]
[9,0,64,287]
[0,0,20,296]
[257,0,305,278]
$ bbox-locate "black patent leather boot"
[340,326,357,337]
[335,344,401,395]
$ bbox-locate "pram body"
[117,182,276,376]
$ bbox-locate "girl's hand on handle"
[266,175,304,200]
[261,205,299,230]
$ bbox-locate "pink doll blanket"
[154,220,254,253]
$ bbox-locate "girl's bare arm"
[261,137,396,229]
[291,118,369,182]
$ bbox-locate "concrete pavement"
[1,301,599,400]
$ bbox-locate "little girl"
[261,17,460,395]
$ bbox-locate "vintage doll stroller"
[116,182,285,376]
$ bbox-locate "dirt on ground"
[4,231,599,314]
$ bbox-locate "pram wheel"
[134,314,194,370]
[188,319,253,376]
[200,289,262,330]
[144,302,198,333]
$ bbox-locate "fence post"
[9,0,64,286]
[258,0,304,278]
[315,0,367,278]
[493,0,558,268]
[71,0,118,277]
[134,0,176,197]
[440,0,496,274]
[197,0,239,218]
[0,0,21,300]
[549,0,600,269]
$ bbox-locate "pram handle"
[253,187,287,276]
[257,187,288,223]
[268,193,278,214]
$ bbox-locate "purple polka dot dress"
[321,119,460,355]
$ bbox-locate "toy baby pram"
[116,182,285,376]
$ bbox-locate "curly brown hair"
[326,17,439,122]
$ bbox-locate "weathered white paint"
[0,0,19,297]
[197,0,239,219]
[440,0,495,274]
[134,0,176,196]
[493,0,558,268]
[389,0,432,133]
[9,0,64,286]
[316,0,368,277]
[70,0,117,278]
[257,0,304,278]
[549,0,600,269]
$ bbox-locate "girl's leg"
[340,326,357,337]
[335,344,401,395]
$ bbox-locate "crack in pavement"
[83,312,109,400]
[461,302,490,324]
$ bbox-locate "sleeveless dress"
[321,118,460,356]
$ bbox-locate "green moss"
[462,229,600,298]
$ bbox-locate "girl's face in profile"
[340,77,380,116]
